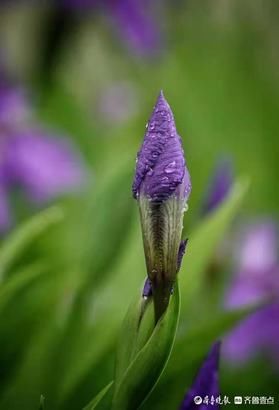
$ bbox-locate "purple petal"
[0,85,30,128]
[4,131,85,202]
[142,277,152,298]
[132,91,191,203]
[177,239,188,273]
[225,277,268,309]
[235,221,278,276]
[180,341,221,410]
[61,0,161,56]
[223,219,279,366]
[223,303,279,365]
[202,158,233,215]
[109,0,161,56]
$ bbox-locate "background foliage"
[0,1,278,409]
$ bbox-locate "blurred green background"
[0,1,278,409]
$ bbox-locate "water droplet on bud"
[161,176,169,183]
[165,161,176,173]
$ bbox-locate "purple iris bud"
[133,91,191,320]
[180,341,221,410]
[3,132,85,203]
[202,158,233,215]
[223,220,279,367]
[132,91,191,202]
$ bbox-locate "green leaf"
[0,206,64,282]
[170,303,260,374]
[52,167,136,404]
[114,293,154,389]
[83,381,114,410]
[83,166,135,284]
[0,263,47,312]
[112,283,180,410]
[180,179,249,312]
[143,303,262,410]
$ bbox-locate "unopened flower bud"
[133,91,191,320]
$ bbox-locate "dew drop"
[182,203,189,213]
[161,176,169,183]
[164,161,176,173]
[151,151,159,158]
[147,168,153,176]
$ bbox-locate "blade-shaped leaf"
[0,263,47,312]
[180,179,249,313]
[56,218,145,405]
[0,206,63,282]
[83,381,113,410]
[170,303,261,374]
[112,283,180,410]
[142,303,262,410]
[114,291,154,389]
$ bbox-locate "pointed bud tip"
[132,92,191,203]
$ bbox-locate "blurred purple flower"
[223,303,279,366]
[223,220,279,367]
[3,132,84,203]
[96,82,139,125]
[202,158,233,215]
[0,82,85,232]
[108,0,161,56]
[0,84,30,128]
[233,221,278,277]
[180,341,221,410]
[63,0,161,56]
